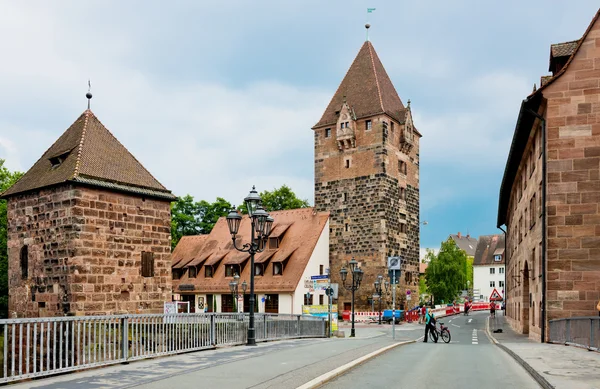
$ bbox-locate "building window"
[400,187,406,200]
[273,262,283,276]
[319,265,324,275]
[499,267,504,274]
[265,294,279,313]
[490,268,495,275]
[399,160,407,175]
[325,128,331,138]
[530,149,535,177]
[519,216,523,242]
[340,123,344,130]
[269,237,279,249]
[254,263,263,277]
[226,264,240,278]
[141,252,154,277]
[189,266,197,278]
[304,293,313,306]
[20,245,28,280]
[499,281,505,288]
[205,266,214,278]
[490,281,495,288]
[366,120,372,131]
[221,294,235,313]
[344,192,348,202]
[494,255,502,262]
[530,195,536,228]
[391,121,395,133]
[400,223,407,233]
[173,269,181,280]
[345,159,350,168]
[345,223,349,232]
[319,295,324,305]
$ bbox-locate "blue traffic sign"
[311,275,329,280]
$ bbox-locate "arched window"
[20,246,28,280]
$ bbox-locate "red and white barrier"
[340,303,502,323]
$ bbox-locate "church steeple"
[313,41,406,129]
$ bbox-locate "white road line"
[449,319,452,323]
[468,319,472,323]
[451,324,460,328]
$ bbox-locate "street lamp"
[229,274,240,312]
[340,257,363,338]
[227,186,274,346]
[373,275,384,325]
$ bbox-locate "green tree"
[425,239,467,305]
[238,185,310,213]
[0,160,24,318]
[171,196,232,249]
[466,257,474,290]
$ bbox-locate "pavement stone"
[488,314,600,389]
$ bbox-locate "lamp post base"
[247,328,256,346]
[350,328,356,338]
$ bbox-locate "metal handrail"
[548,317,599,351]
[0,312,325,383]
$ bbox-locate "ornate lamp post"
[226,186,274,346]
[374,275,384,325]
[229,274,240,312]
[340,258,363,338]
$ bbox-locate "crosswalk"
[472,329,478,345]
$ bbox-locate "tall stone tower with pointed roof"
[313,39,421,309]
[2,109,176,317]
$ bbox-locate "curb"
[296,340,414,389]
[485,317,554,389]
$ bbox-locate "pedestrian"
[596,299,600,317]
[490,302,496,318]
[420,305,426,324]
[423,307,438,343]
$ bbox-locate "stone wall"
[7,184,172,317]
[314,115,420,309]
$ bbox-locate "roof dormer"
[548,39,579,76]
[336,101,357,151]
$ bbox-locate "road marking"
[468,319,472,323]
[472,329,478,345]
[451,324,460,328]
[449,319,452,323]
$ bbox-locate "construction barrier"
[340,303,502,323]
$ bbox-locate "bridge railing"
[549,317,599,351]
[0,313,325,383]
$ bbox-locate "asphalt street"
[322,311,541,389]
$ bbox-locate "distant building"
[473,235,505,302]
[497,9,600,341]
[171,208,330,314]
[2,107,176,317]
[448,232,478,258]
[313,31,421,310]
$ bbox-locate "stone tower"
[313,39,421,309]
[2,109,176,317]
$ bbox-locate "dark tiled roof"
[540,75,552,87]
[2,110,175,200]
[473,235,505,266]
[550,40,579,58]
[172,208,330,293]
[313,41,406,129]
[449,234,478,257]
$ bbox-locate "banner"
[303,304,338,331]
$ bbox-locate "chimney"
[466,234,470,239]
[457,232,461,238]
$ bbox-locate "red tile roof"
[550,40,579,58]
[2,110,175,200]
[172,208,330,294]
[313,41,407,129]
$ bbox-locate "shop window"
[265,294,279,313]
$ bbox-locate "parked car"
[382,309,404,324]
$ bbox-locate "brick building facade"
[313,38,421,309]
[497,9,600,341]
[2,109,176,317]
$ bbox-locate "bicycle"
[429,321,451,343]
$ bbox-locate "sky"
[0,1,598,250]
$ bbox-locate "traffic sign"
[489,288,503,301]
[388,269,400,284]
[406,290,411,295]
[311,275,329,280]
[387,256,402,270]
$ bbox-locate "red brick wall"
[543,19,600,322]
[7,184,172,317]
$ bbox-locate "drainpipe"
[525,107,546,343]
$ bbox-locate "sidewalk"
[487,314,600,389]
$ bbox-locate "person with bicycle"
[423,307,438,343]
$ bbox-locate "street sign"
[311,275,329,280]
[406,294,412,301]
[490,288,503,301]
[387,256,402,270]
[388,269,400,283]
[330,283,339,299]
[406,290,411,295]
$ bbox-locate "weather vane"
[86,80,92,110]
[366,8,376,41]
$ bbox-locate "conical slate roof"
[2,110,175,200]
[313,41,406,129]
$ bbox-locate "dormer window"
[494,255,502,262]
[189,266,197,278]
[48,150,71,169]
[205,265,214,278]
[225,264,239,277]
[273,262,283,276]
[269,237,279,249]
[254,263,263,276]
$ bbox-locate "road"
[322,311,541,389]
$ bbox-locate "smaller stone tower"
[2,106,176,318]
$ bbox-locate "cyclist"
[423,307,438,343]
[464,300,470,315]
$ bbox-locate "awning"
[271,247,297,263]
[269,223,292,238]
[254,250,276,264]
[222,251,250,265]
[204,252,228,266]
